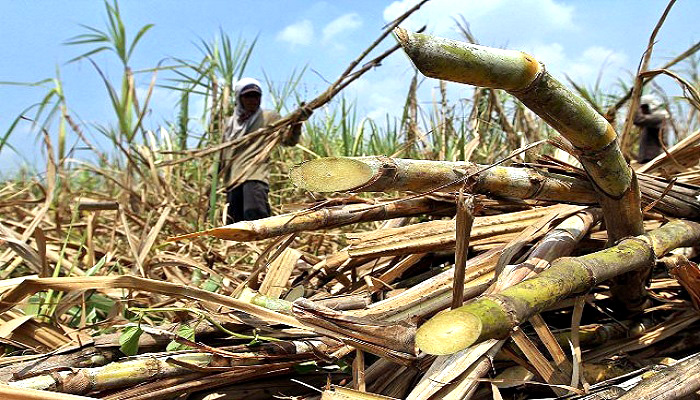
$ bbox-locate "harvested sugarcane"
[394,28,647,312]
[167,197,454,242]
[291,156,700,219]
[291,156,595,203]
[616,351,700,400]
[406,209,599,398]
[316,204,581,270]
[8,353,215,393]
[392,29,641,235]
[416,219,700,355]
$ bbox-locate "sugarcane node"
[353,156,398,191]
[415,309,482,355]
[290,157,374,192]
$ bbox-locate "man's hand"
[298,101,313,122]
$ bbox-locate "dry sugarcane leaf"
[168,197,453,243]
[259,248,301,299]
[406,339,501,400]
[585,309,700,362]
[0,225,42,274]
[511,328,571,397]
[0,385,100,400]
[667,255,700,310]
[322,385,399,400]
[0,275,304,329]
[292,298,417,364]
[136,205,171,266]
[0,309,73,351]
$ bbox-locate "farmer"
[633,94,669,163]
[219,77,305,223]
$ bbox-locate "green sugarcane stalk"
[394,28,646,312]
[289,156,700,220]
[9,353,213,394]
[291,156,595,203]
[416,219,700,355]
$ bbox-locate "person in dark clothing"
[634,94,669,163]
[219,77,304,224]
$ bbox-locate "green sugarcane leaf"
[119,326,143,356]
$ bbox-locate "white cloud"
[355,0,629,123]
[276,20,314,47]
[382,0,626,96]
[384,0,575,43]
[322,13,363,44]
[527,43,628,85]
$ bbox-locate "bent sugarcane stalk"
[415,219,700,355]
[394,28,646,312]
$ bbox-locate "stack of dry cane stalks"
[3,11,700,400]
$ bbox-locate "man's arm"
[282,123,303,146]
[634,109,667,127]
[281,105,312,146]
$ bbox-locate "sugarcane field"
[3,0,700,399]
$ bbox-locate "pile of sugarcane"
[3,29,700,400]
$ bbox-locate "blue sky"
[1,0,698,173]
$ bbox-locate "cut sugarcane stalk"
[416,220,700,355]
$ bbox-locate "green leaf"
[85,254,107,276]
[128,24,155,60]
[66,46,112,64]
[119,325,143,356]
[292,361,319,374]
[166,324,195,351]
[200,274,222,292]
[24,294,44,316]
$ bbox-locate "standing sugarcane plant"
[393,28,647,313]
[165,31,257,225]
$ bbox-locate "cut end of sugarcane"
[166,224,254,242]
[290,158,374,192]
[415,310,482,355]
[393,26,409,45]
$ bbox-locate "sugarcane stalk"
[350,246,502,321]
[407,209,599,399]
[0,386,98,400]
[290,157,700,220]
[617,351,700,400]
[0,346,116,383]
[291,156,595,204]
[415,219,700,355]
[168,197,454,242]
[394,28,646,312]
[314,205,567,271]
[393,29,631,202]
[489,208,602,292]
[238,287,292,313]
[8,353,214,394]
